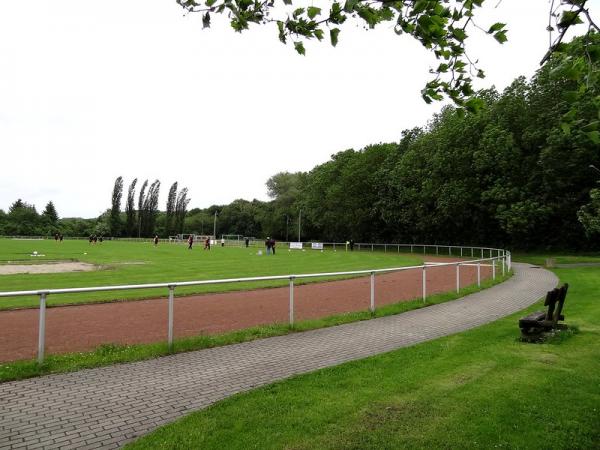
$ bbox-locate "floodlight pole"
[285,215,289,242]
[213,211,218,240]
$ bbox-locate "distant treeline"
[2,36,598,248]
[0,178,191,239]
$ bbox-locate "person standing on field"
[265,237,271,255]
[221,237,225,247]
[188,234,194,250]
[154,235,159,246]
[245,237,249,248]
[204,237,211,250]
[270,238,276,255]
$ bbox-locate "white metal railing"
[0,244,511,363]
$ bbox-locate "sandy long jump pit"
[0,262,97,275]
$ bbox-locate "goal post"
[220,235,258,247]
[221,234,243,246]
[174,234,214,244]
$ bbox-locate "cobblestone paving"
[0,263,557,449]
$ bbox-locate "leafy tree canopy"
[177,0,598,113]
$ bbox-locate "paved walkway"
[0,263,557,449]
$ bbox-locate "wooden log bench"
[519,283,569,341]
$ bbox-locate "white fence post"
[289,276,295,326]
[456,263,460,293]
[436,245,439,255]
[449,246,451,256]
[370,272,375,313]
[422,266,427,302]
[168,285,175,351]
[493,260,496,280]
[502,255,506,276]
[460,247,463,257]
[477,262,481,287]
[37,292,47,364]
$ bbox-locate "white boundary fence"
[0,244,511,363]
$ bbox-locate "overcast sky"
[1,0,598,218]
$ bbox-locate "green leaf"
[330,28,340,47]
[294,41,305,55]
[293,7,305,19]
[558,10,583,28]
[487,22,505,33]
[493,31,507,44]
[307,6,321,19]
[343,0,358,13]
[452,28,467,42]
[277,20,286,44]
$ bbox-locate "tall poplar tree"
[141,180,161,237]
[109,176,124,237]
[175,187,190,234]
[125,178,138,237]
[165,182,178,237]
[137,179,148,238]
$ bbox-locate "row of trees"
[0,177,191,238]
[0,200,59,236]
[109,178,190,237]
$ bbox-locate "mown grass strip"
[0,272,511,383]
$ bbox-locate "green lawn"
[0,238,425,309]
[127,264,600,450]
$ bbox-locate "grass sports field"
[0,238,426,309]
[127,259,600,449]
